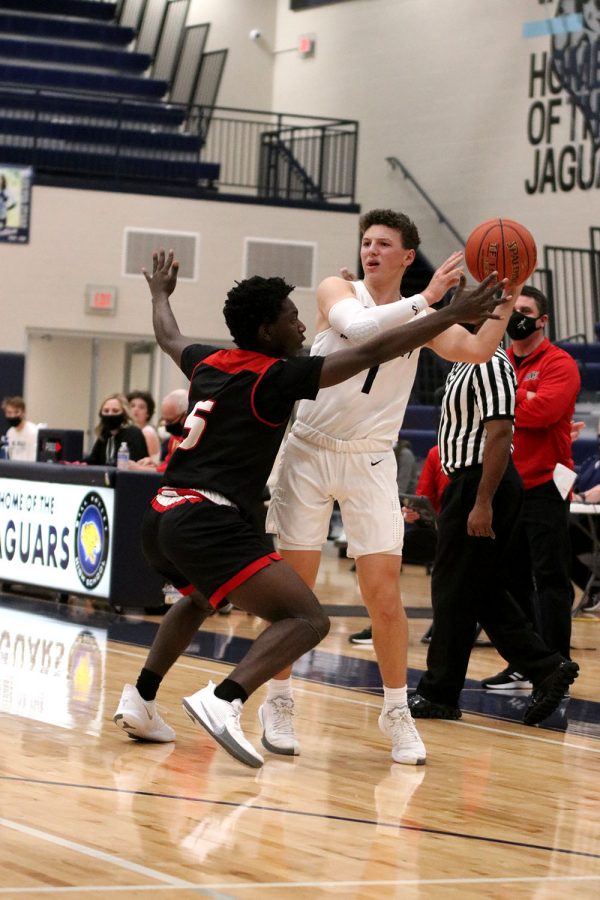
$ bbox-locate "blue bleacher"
[0,116,202,154]
[398,428,437,460]
[555,341,600,363]
[0,10,135,45]
[402,405,439,430]
[0,145,219,185]
[2,0,117,21]
[0,36,152,74]
[0,87,186,127]
[0,62,167,99]
[572,436,597,467]
[555,340,600,394]
[0,0,221,188]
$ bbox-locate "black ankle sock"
[136,668,163,702]
[214,678,248,704]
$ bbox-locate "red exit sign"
[298,34,316,57]
[86,284,117,315]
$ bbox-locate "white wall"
[270,0,599,261]
[0,187,358,421]
[187,0,277,109]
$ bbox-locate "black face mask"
[165,419,185,437]
[5,416,22,428]
[101,413,124,431]
[506,311,541,341]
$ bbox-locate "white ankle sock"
[267,677,293,700]
[383,685,408,710]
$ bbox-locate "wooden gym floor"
[1,542,600,898]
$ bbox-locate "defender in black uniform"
[114,248,507,768]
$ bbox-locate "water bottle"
[116,442,130,470]
[0,435,9,460]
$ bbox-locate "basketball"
[464,218,537,286]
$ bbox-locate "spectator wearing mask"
[128,389,189,472]
[86,393,147,466]
[1,395,38,461]
[156,389,188,472]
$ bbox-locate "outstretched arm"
[326,252,464,341]
[319,273,507,388]
[428,281,523,363]
[143,249,195,367]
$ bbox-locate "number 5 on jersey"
[178,400,216,450]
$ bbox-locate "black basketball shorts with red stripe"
[141,495,281,608]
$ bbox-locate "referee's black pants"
[505,480,573,660]
[416,460,563,708]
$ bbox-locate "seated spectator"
[570,426,600,606]
[401,444,449,566]
[86,393,147,466]
[1,395,38,461]
[129,389,188,472]
[127,390,160,463]
[395,438,418,494]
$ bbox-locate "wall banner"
[0,477,114,597]
[0,165,33,244]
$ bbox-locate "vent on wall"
[244,239,317,290]
[123,229,199,281]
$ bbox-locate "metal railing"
[385,156,466,245]
[542,245,600,341]
[0,84,359,204]
[192,105,358,203]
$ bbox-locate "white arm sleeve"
[328,294,428,344]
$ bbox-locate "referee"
[408,345,578,726]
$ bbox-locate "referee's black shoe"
[408,693,462,720]
[523,660,579,726]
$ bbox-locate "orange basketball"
[464,218,537,286]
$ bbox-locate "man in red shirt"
[483,285,581,690]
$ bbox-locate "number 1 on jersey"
[361,365,379,394]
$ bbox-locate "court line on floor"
[0,818,196,890]
[4,775,600,864]
[108,646,600,754]
[2,873,600,894]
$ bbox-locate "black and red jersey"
[162,344,324,514]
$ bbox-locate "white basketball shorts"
[266,433,404,558]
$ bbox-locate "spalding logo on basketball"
[464,218,537,286]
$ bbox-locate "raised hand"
[143,248,179,300]
[422,250,464,305]
[448,272,509,324]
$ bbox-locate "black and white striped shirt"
[438,347,516,474]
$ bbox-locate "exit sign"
[298,34,316,57]
[86,284,118,315]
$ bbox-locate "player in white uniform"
[264,209,516,765]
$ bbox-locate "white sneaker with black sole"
[481,667,533,691]
[182,681,264,768]
[378,705,426,766]
[113,684,176,742]
[258,697,300,756]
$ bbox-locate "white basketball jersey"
[294,281,424,448]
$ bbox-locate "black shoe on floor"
[523,661,579,726]
[408,693,462,720]
[348,625,373,646]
